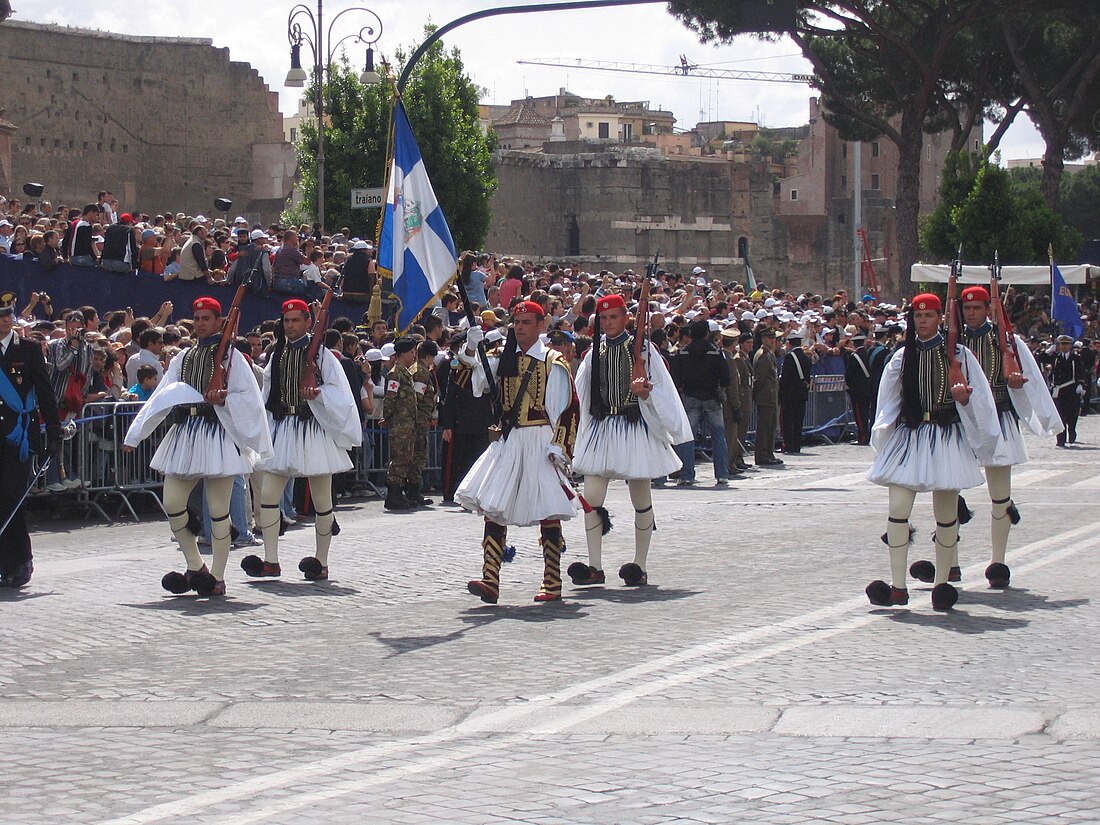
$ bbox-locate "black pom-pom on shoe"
[618,562,646,586]
[931,582,958,611]
[161,571,191,595]
[189,570,219,597]
[985,562,1011,588]
[299,556,327,580]
[567,561,590,585]
[240,555,265,576]
[866,580,908,606]
[909,560,936,583]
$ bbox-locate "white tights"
[163,475,234,581]
[886,485,960,589]
[258,473,335,566]
[582,476,656,571]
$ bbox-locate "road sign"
[351,187,385,209]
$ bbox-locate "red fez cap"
[596,294,626,313]
[282,298,310,315]
[912,293,942,312]
[513,300,545,318]
[961,285,990,304]
[193,297,222,315]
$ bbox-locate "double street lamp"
[285,2,383,231]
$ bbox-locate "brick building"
[0,20,294,222]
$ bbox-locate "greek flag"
[377,100,457,332]
[1049,248,1083,340]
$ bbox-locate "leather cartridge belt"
[271,403,314,422]
[899,406,961,428]
[170,403,218,424]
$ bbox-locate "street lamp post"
[285,2,382,231]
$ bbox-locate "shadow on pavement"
[959,588,1088,613]
[565,586,701,604]
[122,597,265,616]
[368,602,588,656]
[885,609,1029,634]
[243,580,360,597]
[0,590,57,602]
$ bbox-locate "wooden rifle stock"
[989,252,1024,382]
[205,284,248,404]
[299,288,334,397]
[945,251,967,392]
[632,251,658,382]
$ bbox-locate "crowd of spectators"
[4,189,1098,502]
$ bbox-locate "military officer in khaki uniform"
[753,328,782,466]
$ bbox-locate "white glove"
[1077,385,1087,397]
[466,326,484,350]
[547,443,569,472]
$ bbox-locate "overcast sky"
[34,0,1045,160]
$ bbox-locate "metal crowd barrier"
[352,424,445,495]
[691,374,853,454]
[76,401,171,522]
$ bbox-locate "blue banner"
[1051,259,1084,340]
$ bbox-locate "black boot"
[384,486,411,511]
[405,483,433,507]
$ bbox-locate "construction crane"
[516,57,814,85]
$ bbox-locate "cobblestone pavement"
[2,418,1100,824]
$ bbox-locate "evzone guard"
[865,292,1001,611]
[243,298,362,582]
[124,295,273,597]
[909,284,1062,589]
[567,292,691,588]
[457,301,580,603]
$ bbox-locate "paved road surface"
[2,419,1098,824]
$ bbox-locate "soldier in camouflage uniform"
[383,337,419,511]
[407,340,439,506]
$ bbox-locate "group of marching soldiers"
[0,270,1072,611]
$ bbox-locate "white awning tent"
[910,263,1091,285]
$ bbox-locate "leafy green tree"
[294,27,496,250]
[670,0,997,293]
[396,29,497,253]
[295,56,394,238]
[923,152,1080,263]
[998,8,1100,208]
[1056,165,1100,240]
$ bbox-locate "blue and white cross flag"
[377,100,458,333]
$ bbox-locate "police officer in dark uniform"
[845,332,874,444]
[0,303,62,588]
[778,331,812,454]
[1050,334,1086,446]
[439,331,493,503]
